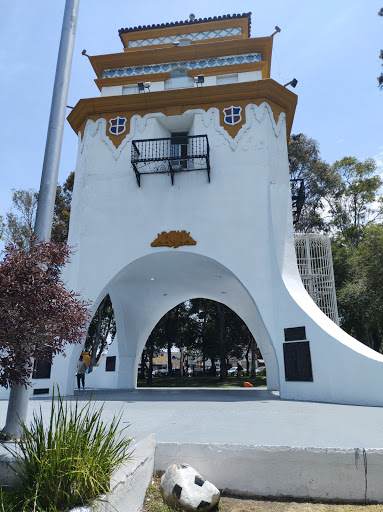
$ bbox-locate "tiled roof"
[118,13,252,39]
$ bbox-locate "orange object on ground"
[244,382,253,387]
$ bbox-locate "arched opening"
[84,294,116,372]
[137,298,266,388]
[60,250,279,395]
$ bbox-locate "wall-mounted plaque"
[284,326,306,341]
[283,341,313,382]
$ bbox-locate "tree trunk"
[140,349,147,380]
[167,339,172,377]
[216,302,227,382]
[209,355,216,376]
[89,296,107,372]
[96,310,113,365]
[245,343,250,376]
[146,341,154,386]
[250,336,257,378]
[180,346,184,377]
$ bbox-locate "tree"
[0,189,38,248]
[51,172,74,243]
[84,294,116,372]
[288,134,336,233]
[0,238,90,389]
[0,172,75,248]
[327,157,382,248]
[378,8,383,89]
[142,317,169,385]
[333,225,383,352]
[288,137,382,243]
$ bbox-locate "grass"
[143,475,182,512]
[137,375,267,388]
[1,389,133,512]
[142,473,383,512]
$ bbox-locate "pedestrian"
[76,355,88,390]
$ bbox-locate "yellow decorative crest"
[151,230,197,249]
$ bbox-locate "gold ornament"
[151,230,197,249]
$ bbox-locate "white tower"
[46,13,383,405]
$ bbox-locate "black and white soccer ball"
[160,463,220,511]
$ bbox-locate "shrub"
[4,390,132,511]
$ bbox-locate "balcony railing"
[131,135,210,186]
[290,178,305,224]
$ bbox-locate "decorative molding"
[79,103,287,160]
[89,37,272,80]
[151,230,197,249]
[68,80,297,140]
[102,53,261,78]
[128,27,242,47]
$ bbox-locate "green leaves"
[4,389,132,511]
[333,225,383,351]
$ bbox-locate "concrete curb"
[0,446,20,489]
[3,437,383,505]
[155,442,383,503]
[92,433,155,512]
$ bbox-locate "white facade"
[102,70,263,97]
[34,94,383,407]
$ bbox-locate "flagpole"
[2,0,80,440]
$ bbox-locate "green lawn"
[137,374,267,388]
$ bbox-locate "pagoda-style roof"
[118,13,252,51]
[118,12,252,40]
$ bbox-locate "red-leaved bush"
[0,238,90,388]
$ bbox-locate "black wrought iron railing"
[290,178,305,224]
[131,135,210,186]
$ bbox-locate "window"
[105,356,116,372]
[170,132,188,169]
[33,388,49,395]
[32,349,52,379]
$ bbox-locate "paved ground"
[2,387,383,449]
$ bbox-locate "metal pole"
[2,0,80,440]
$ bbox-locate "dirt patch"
[142,474,383,512]
[218,496,383,512]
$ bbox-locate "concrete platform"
[2,387,383,502]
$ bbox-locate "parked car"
[227,367,237,375]
[152,369,168,376]
[255,366,266,375]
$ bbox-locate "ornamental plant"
[3,390,133,511]
[0,238,90,388]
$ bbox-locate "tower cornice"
[67,78,297,140]
[88,37,273,81]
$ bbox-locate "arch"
[70,250,279,392]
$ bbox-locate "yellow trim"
[95,62,268,91]
[89,37,273,80]
[67,79,297,147]
[120,18,250,49]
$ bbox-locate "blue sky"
[1,0,382,219]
